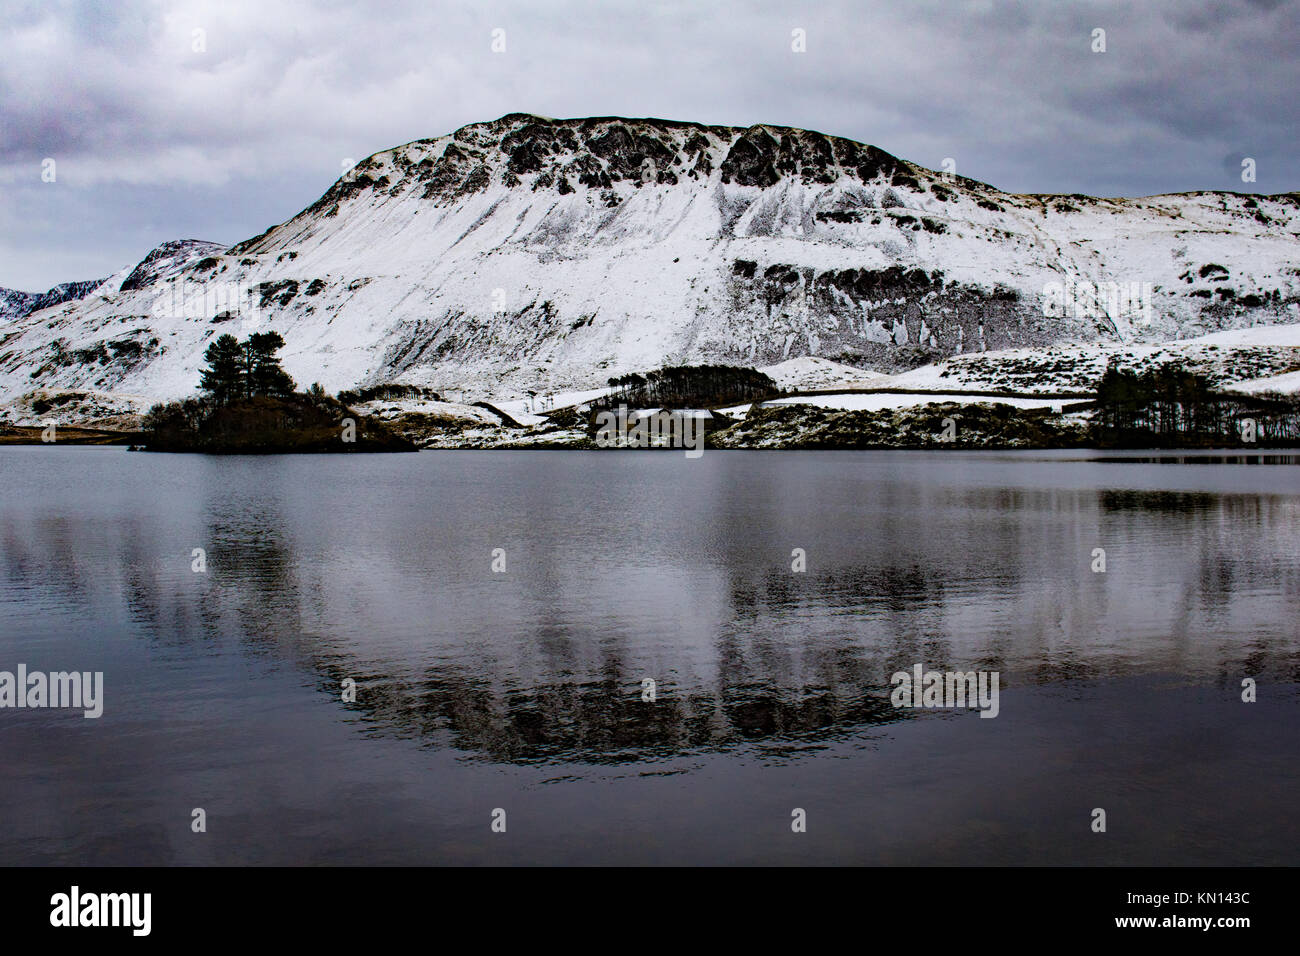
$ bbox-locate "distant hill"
[1,277,108,322]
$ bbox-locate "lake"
[1,447,1296,865]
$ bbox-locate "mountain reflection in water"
[3,449,1296,769]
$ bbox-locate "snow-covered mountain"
[2,113,1297,407]
[1,277,109,323]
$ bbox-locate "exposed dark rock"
[720,127,782,187]
[257,279,299,308]
[118,240,223,292]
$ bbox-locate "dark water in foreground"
[0,447,1296,866]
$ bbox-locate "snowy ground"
[1189,324,1300,347]
[708,323,1300,416]
[756,356,888,391]
[725,392,1074,415]
[0,389,153,429]
[352,397,501,425]
[420,426,587,449]
[1222,369,1300,395]
[865,323,1300,394]
[492,387,615,424]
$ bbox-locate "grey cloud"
[1,0,1296,290]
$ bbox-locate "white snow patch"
[750,393,1069,413]
[1184,323,1300,347]
[758,356,887,391]
[1222,369,1300,395]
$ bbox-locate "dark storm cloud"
[1,0,1296,290]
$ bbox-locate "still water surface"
[1,447,1296,864]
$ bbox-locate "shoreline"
[2,433,1295,454]
[0,426,138,445]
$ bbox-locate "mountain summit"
[2,113,1297,403]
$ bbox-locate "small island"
[138,332,417,453]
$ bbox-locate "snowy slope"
[1223,369,1300,396]
[758,356,888,391]
[1,113,1297,410]
[719,392,1069,416]
[874,324,1300,394]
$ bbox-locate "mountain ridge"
[0,277,109,323]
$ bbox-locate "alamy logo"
[1041,280,1153,324]
[50,886,150,936]
[0,665,103,718]
[890,663,1000,718]
[593,405,706,458]
[150,278,263,328]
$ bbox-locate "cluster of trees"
[336,383,440,405]
[199,332,295,404]
[138,332,423,453]
[599,364,780,409]
[1094,362,1300,446]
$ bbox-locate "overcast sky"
[1,0,1296,291]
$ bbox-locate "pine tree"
[245,332,295,396]
[198,334,244,405]
[199,332,294,402]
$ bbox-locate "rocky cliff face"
[2,113,1297,403]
